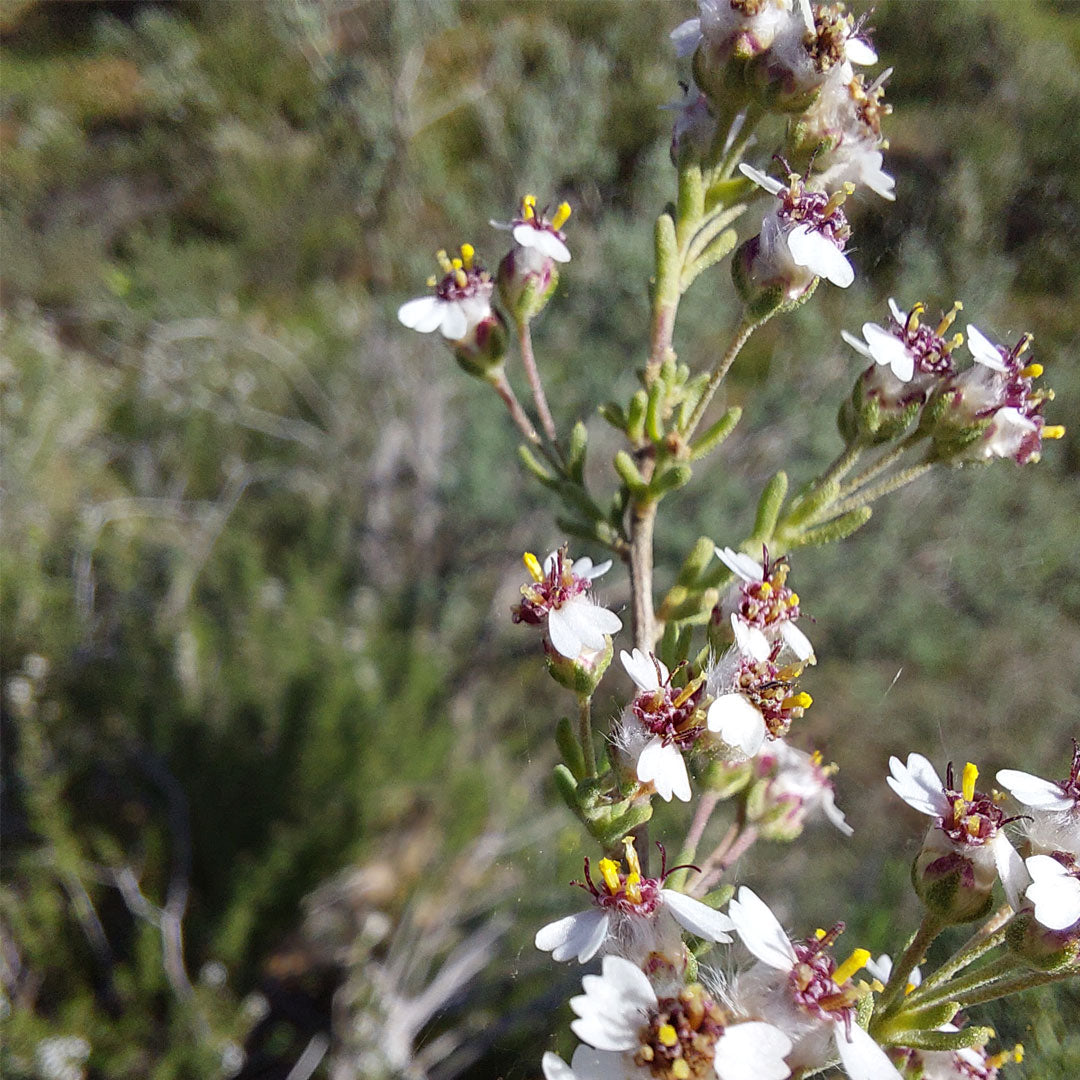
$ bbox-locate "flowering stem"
[875,911,946,1020]
[813,460,933,525]
[834,432,924,503]
[942,965,1070,1010]
[666,790,721,893]
[516,318,560,451]
[629,489,658,651]
[682,316,763,443]
[577,693,597,779]
[890,952,1016,1017]
[488,368,564,476]
[904,905,1013,1001]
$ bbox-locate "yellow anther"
[672,1060,691,1080]
[625,872,643,905]
[598,858,622,895]
[551,201,572,230]
[823,189,848,217]
[522,194,537,220]
[904,981,917,995]
[622,836,643,878]
[1013,1044,1024,1063]
[426,275,437,288]
[870,978,885,993]
[784,692,813,710]
[522,551,544,582]
[657,1023,679,1047]
[1020,362,1043,379]
[451,257,463,271]
[935,300,963,338]
[907,302,925,333]
[460,243,475,269]
[453,268,468,289]
[758,581,773,597]
[1043,425,1066,440]
[815,928,828,940]
[965,768,985,804]
[788,591,799,606]
[946,331,964,352]
[833,948,872,986]
[812,750,823,766]
[436,249,452,273]
[673,677,702,710]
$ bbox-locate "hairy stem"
[813,461,934,525]
[666,791,721,892]
[577,694,597,779]
[875,912,946,1020]
[905,905,1013,1001]
[517,318,560,449]
[683,316,762,442]
[836,432,925,502]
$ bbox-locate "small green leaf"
[518,444,557,487]
[752,471,788,543]
[627,389,648,443]
[555,716,586,781]
[792,506,872,549]
[676,536,717,587]
[614,450,648,496]
[567,420,588,482]
[689,406,741,460]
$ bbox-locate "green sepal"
[689,407,741,460]
[546,636,613,696]
[566,420,589,482]
[1005,910,1080,971]
[590,799,654,849]
[790,506,872,549]
[518,444,557,487]
[704,176,752,213]
[598,401,628,432]
[627,390,649,443]
[614,450,649,497]
[676,536,718,588]
[885,1026,995,1053]
[647,463,692,500]
[751,471,788,542]
[555,716,586,781]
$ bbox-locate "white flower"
[1024,854,1080,932]
[491,194,572,265]
[545,955,794,1080]
[863,954,921,991]
[729,888,901,1080]
[716,546,814,663]
[763,740,853,837]
[397,244,495,341]
[670,0,812,60]
[707,687,767,758]
[534,839,734,965]
[741,166,855,290]
[514,550,622,661]
[617,649,696,803]
[843,318,916,382]
[997,757,1080,857]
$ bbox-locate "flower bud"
[1005,909,1080,973]
[912,831,998,925]
[544,636,614,696]
[492,195,571,325]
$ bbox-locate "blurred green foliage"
[1,1,1077,1077]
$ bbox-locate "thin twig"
[517,319,560,449]
[683,316,762,443]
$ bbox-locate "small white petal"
[996,769,1074,811]
[573,557,613,581]
[886,754,948,817]
[569,1045,625,1080]
[729,886,797,971]
[862,321,915,382]
[670,17,703,58]
[887,297,905,325]
[637,738,691,802]
[780,622,814,663]
[620,648,666,691]
[966,324,1009,372]
[1026,855,1080,931]
[715,546,764,582]
[787,225,854,288]
[995,832,1029,913]
[739,163,785,196]
[731,615,771,662]
[397,295,445,333]
[547,606,584,659]
[845,38,878,66]
[557,596,620,654]
[706,694,766,757]
[533,227,573,263]
[797,0,814,32]
[438,300,468,340]
[661,889,734,942]
[834,1021,903,1080]
[570,956,657,1051]
[841,329,875,360]
[714,1022,793,1080]
[535,909,611,963]
[542,1052,578,1080]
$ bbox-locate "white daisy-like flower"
[729,887,902,1080]
[491,193,572,264]
[513,549,622,661]
[670,0,812,61]
[617,649,698,802]
[1024,854,1080,932]
[535,837,734,965]
[887,754,1019,899]
[842,299,964,384]
[863,954,921,992]
[741,165,855,290]
[758,740,853,837]
[716,546,814,663]
[397,243,496,341]
[997,747,1080,858]
[543,954,793,1080]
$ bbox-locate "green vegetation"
[1,2,1077,1076]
